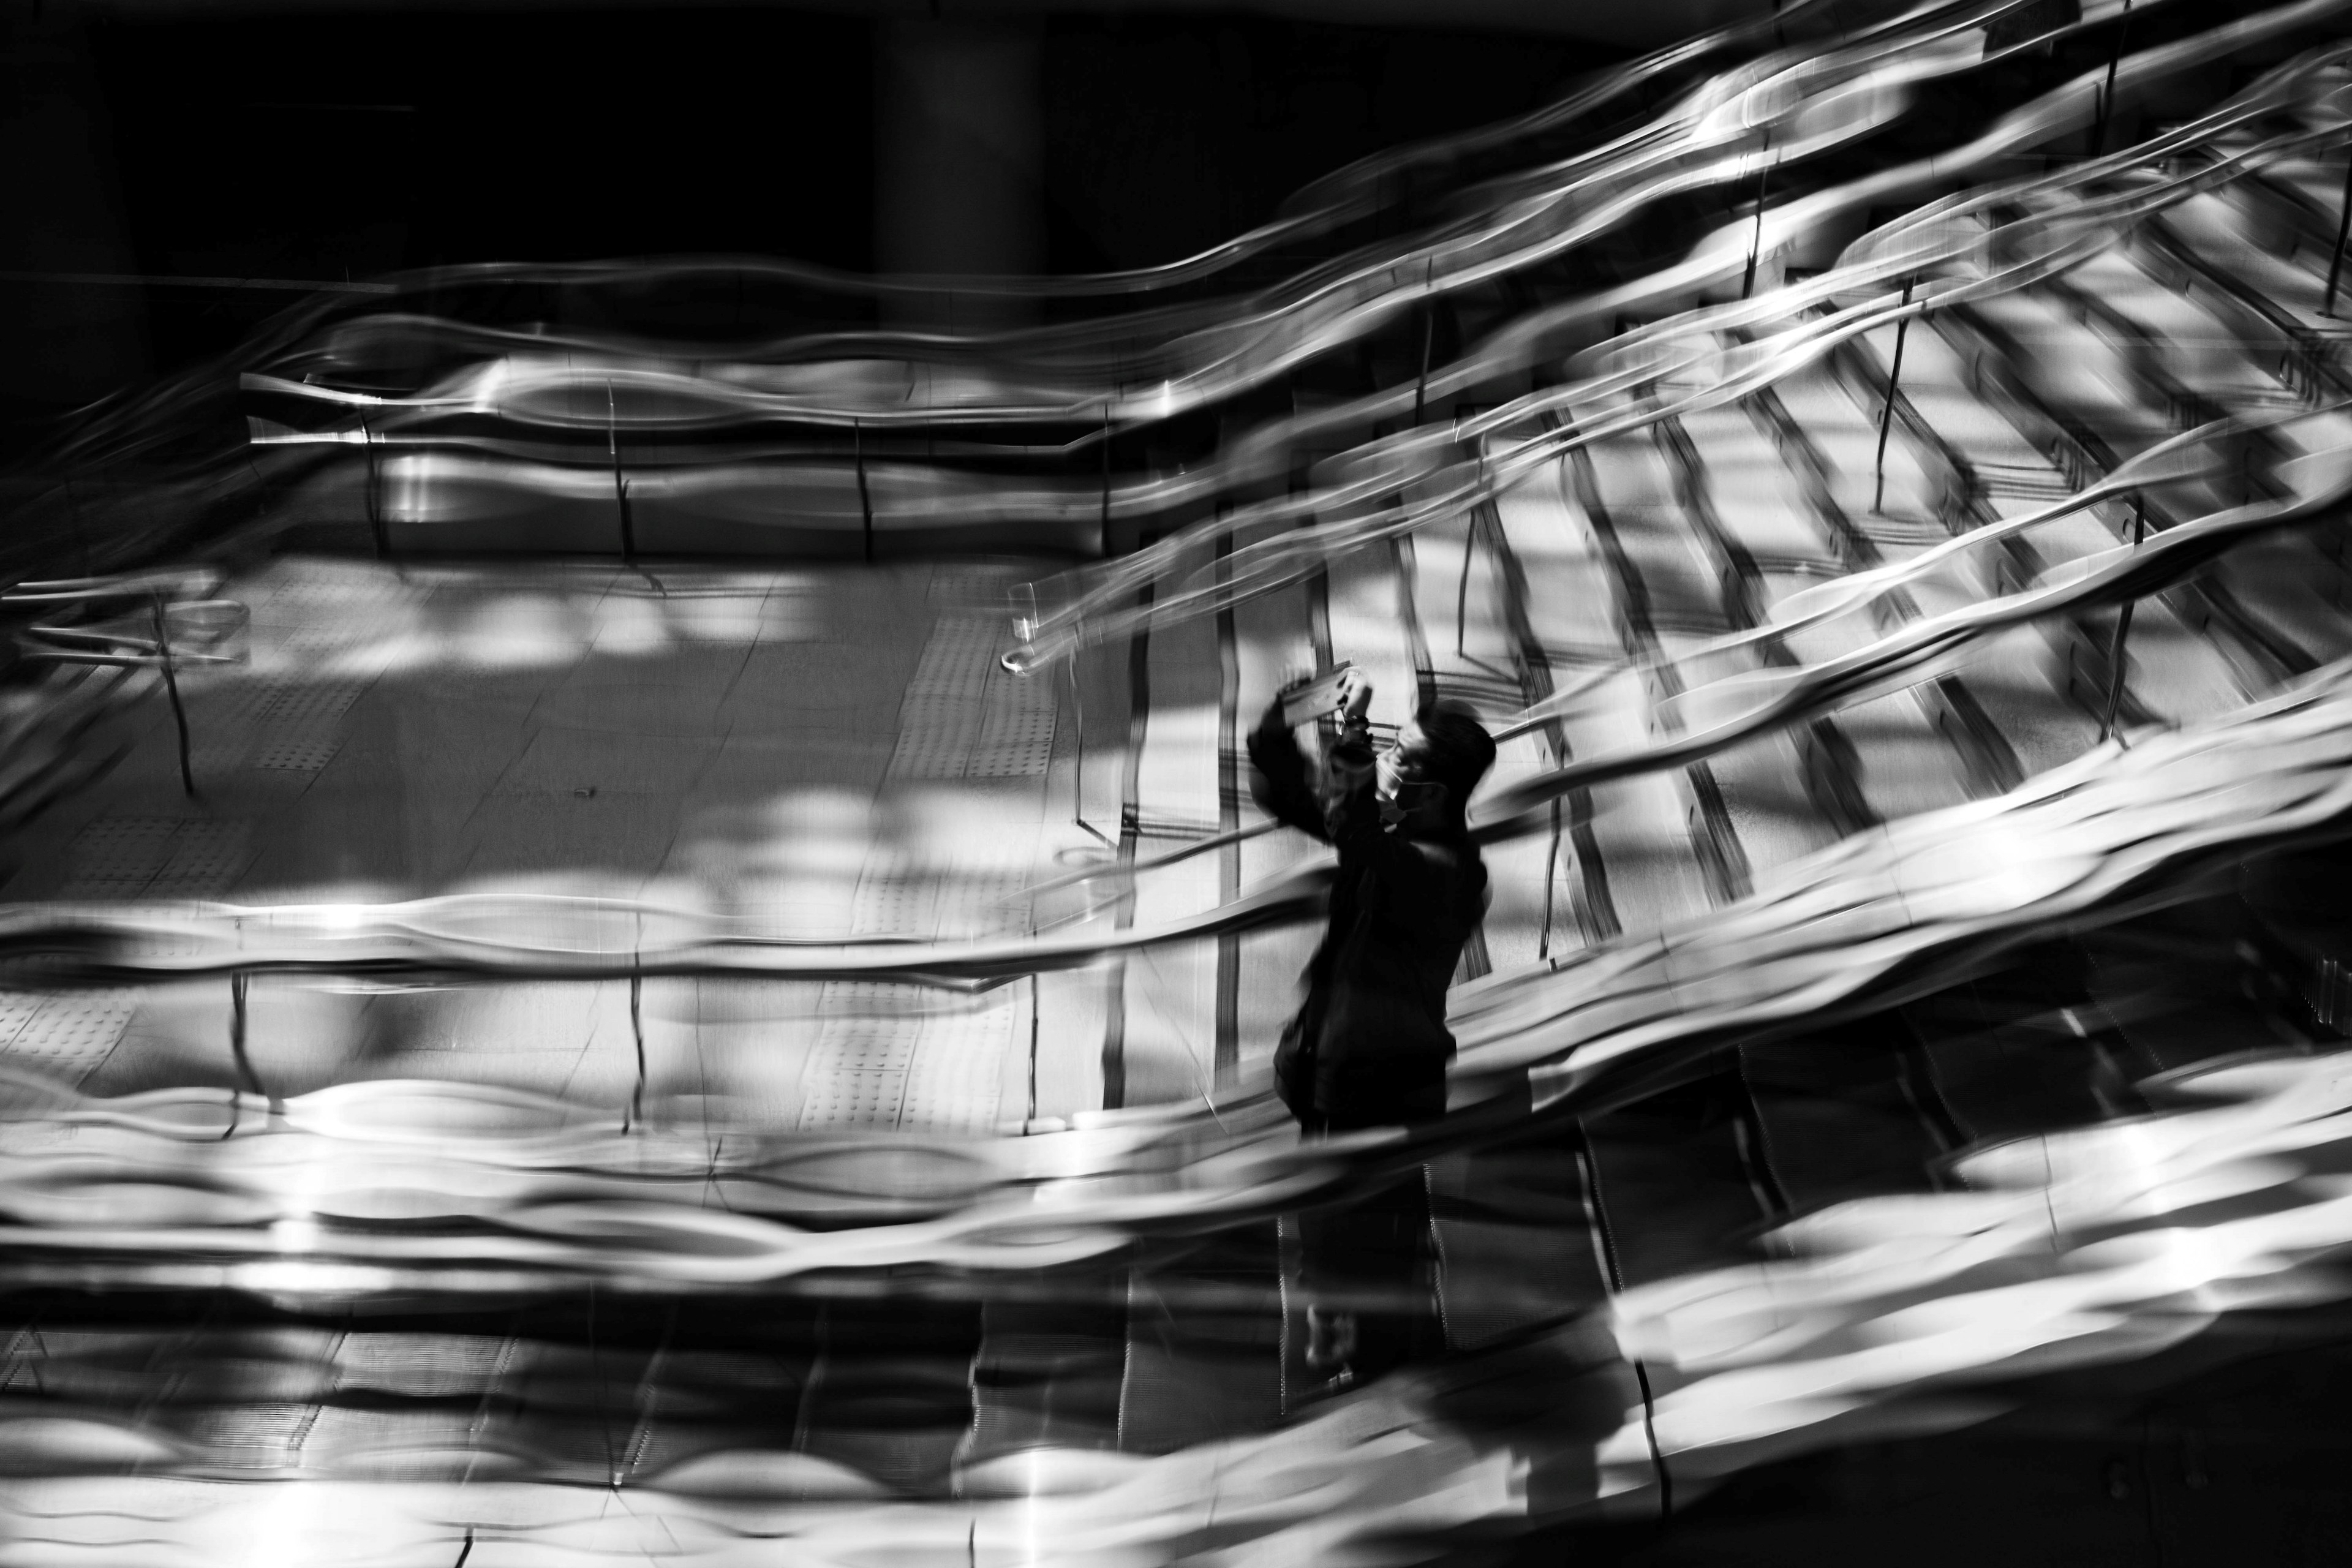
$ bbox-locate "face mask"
[1377,756,1444,824]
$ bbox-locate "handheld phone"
[1281,664,1355,729]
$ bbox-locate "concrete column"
[0,0,148,431]
[872,16,1042,329]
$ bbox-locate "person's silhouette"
[1247,669,1496,1384]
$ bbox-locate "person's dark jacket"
[1246,698,1488,1130]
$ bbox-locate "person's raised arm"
[1247,680,1332,840]
[1321,671,1465,918]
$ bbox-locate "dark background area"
[1,4,1608,413]
[1038,17,1591,270]
[83,9,882,285]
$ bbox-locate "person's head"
[1379,701,1496,831]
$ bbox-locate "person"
[1246,668,1496,1132]
[1246,668,1496,1385]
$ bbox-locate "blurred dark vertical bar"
[2326,152,2352,318]
[1100,581,1153,1112]
[1214,526,1241,1085]
[873,15,1042,331]
[1099,406,1113,556]
[1292,382,1336,673]
[1872,281,1915,515]
[853,417,875,563]
[1413,259,1434,425]
[149,588,192,796]
[0,0,150,461]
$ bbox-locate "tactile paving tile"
[967,668,1057,778]
[850,845,929,933]
[146,821,256,898]
[794,1007,921,1129]
[183,673,374,773]
[790,967,1022,1130]
[936,867,1028,939]
[797,855,1022,1131]
[800,592,1049,1128]
[55,818,254,900]
[848,851,1027,942]
[796,1068,912,1128]
[895,994,1012,1131]
[887,694,986,781]
[887,615,1057,781]
[852,872,935,937]
[0,993,47,1049]
[241,571,429,674]
[52,817,182,897]
[816,601,1044,1126]
[252,733,349,771]
[0,992,138,1079]
[273,571,415,611]
[250,684,368,726]
[812,1001,929,1057]
[905,614,1003,695]
[243,680,369,771]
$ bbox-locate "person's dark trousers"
[1295,1091,1446,1384]
[1297,1169,1437,1382]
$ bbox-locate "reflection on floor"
[1,558,1102,1131]
[13,7,2352,1560]
[6,546,2352,1562]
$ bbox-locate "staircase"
[7,6,2352,1564]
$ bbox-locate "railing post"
[1098,405,1114,557]
[606,382,636,562]
[1456,503,1479,660]
[225,971,278,1133]
[2326,151,2352,318]
[2100,501,2147,742]
[854,417,875,564]
[1414,257,1434,427]
[1066,654,1110,847]
[1537,796,1562,962]
[1027,971,1041,1127]
[1874,281,1916,515]
[1742,132,1770,300]
[2090,0,2131,157]
[359,410,388,559]
[624,970,646,1134]
[150,589,194,797]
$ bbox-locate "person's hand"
[1272,669,1329,731]
[1335,667,1374,722]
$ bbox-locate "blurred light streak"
[10,4,2352,1562]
